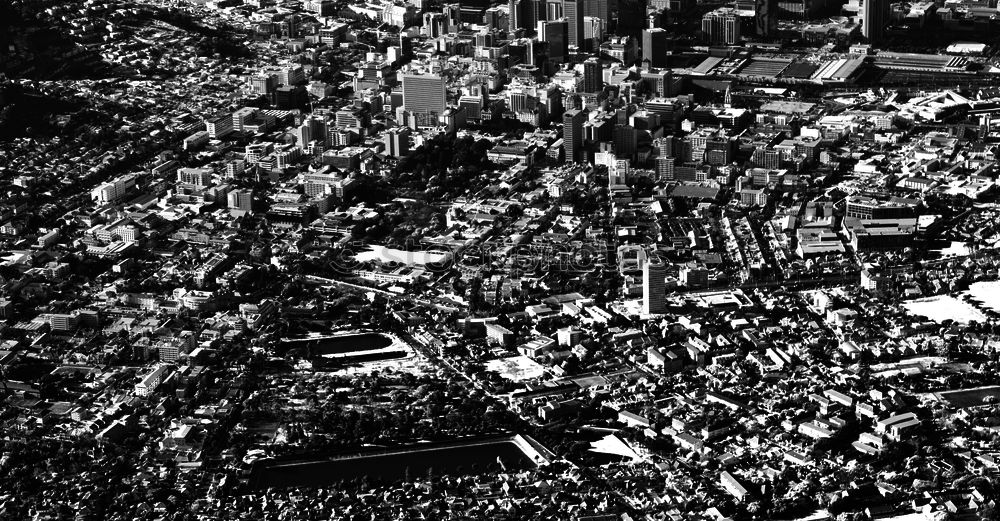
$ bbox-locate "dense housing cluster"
[3,0,1000,519]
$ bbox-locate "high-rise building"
[563,109,586,163]
[546,0,563,20]
[509,0,541,32]
[401,72,447,116]
[862,0,888,43]
[225,160,246,179]
[444,3,462,32]
[228,190,254,214]
[272,65,305,86]
[424,12,448,37]
[295,122,312,149]
[584,0,610,21]
[206,115,234,139]
[583,16,605,49]
[539,19,568,62]
[508,0,521,32]
[249,73,277,96]
[563,0,585,48]
[642,258,666,315]
[701,8,740,45]
[528,0,547,27]
[614,124,638,159]
[616,0,647,38]
[399,34,413,60]
[655,156,675,180]
[753,0,777,37]
[582,58,603,93]
[459,95,484,121]
[484,6,504,28]
[642,28,669,67]
[276,85,308,110]
[384,127,411,157]
[177,167,213,187]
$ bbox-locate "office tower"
[863,0,888,43]
[475,30,495,48]
[539,19,568,62]
[245,143,272,164]
[275,85,307,110]
[583,16,605,49]
[563,0,584,48]
[225,160,246,179]
[384,127,411,157]
[228,190,254,214]
[444,3,461,32]
[484,6,503,28]
[754,0,776,36]
[655,156,675,180]
[250,73,276,96]
[642,258,666,315]
[459,95,484,121]
[295,122,312,149]
[546,0,562,20]
[614,124,637,159]
[206,115,234,139]
[655,135,674,156]
[616,0,647,38]
[582,58,603,93]
[399,34,413,60]
[273,65,305,86]
[642,27,668,67]
[701,8,740,45]
[528,0,547,26]
[401,72,447,116]
[509,0,540,32]
[509,90,536,113]
[232,107,259,132]
[424,12,447,37]
[177,167,212,187]
[706,136,733,165]
[584,0,610,21]
[563,109,586,163]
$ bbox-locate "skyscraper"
[424,12,448,37]
[528,0,547,26]
[616,0,647,38]
[539,19,568,62]
[584,0,610,22]
[863,0,888,43]
[484,6,503,28]
[582,58,603,93]
[583,16,605,49]
[401,72,447,116]
[384,127,411,158]
[294,122,312,149]
[563,109,586,163]
[444,3,461,32]
[614,124,637,159]
[546,0,563,20]
[754,0,777,37]
[508,0,522,32]
[642,258,666,315]
[655,156,675,181]
[642,28,669,68]
[509,0,543,33]
[701,8,740,45]
[563,0,585,48]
